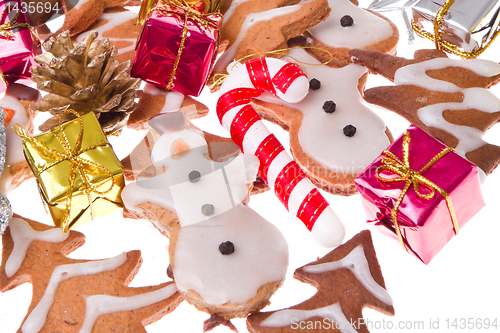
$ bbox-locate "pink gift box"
[0,0,41,87]
[355,125,485,264]
[131,1,222,97]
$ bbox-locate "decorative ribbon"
[147,0,221,90]
[376,131,459,252]
[411,0,500,58]
[0,9,40,85]
[14,110,115,232]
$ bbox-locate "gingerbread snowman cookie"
[121,112,289,322]
[251,48,392,195]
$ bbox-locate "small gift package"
[131,0,222,96]
[412,0,500,57]
[16,112,125,232]
[0,0,41,85]
[355,125,485,264]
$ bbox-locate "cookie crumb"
[219,241,235,255]
[340,15,354,27]
[309,78,321,90]
[343,125,357,137]
[323,100,336,113]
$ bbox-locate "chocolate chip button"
[343,125,357,137]
[202,204,215,216]
[188,170,201,183]
[219,241,235,255]
[323,100,337,113]
[340,15,354,27]
[309,78,321,90]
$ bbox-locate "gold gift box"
[20,112,124,231]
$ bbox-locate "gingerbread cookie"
[251,48,392,195]
[74,6,141,64]
[127,83,209,131]
[121,112,289,322]
[213,0,331,76]
[0,85,39,194]
[350,49,500,175]
[0,216,182,332]
[303,0,399,68]
[247,230,394,333]
[61,0,129,36]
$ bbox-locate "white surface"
[1,1,500,332]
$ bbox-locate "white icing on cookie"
[259,49,390,175]
[22,253,127,333]
[307,0,394,49]
[394,57,500,156]
[261,302,356,332]
[173,203,289,305]
[79,284,178,333]
[5,218,69,278]
[214,4,301,73]
[303,244,393,306]
[76,10,138,55]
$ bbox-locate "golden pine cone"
[30,30,142,135]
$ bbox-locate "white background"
[1,0,500,332]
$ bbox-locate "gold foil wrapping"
[19,112,124,231]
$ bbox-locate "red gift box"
[0,0,41,87]
[355,125,485,264]
[131,0,222,97]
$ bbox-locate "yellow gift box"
[16,112,124,232]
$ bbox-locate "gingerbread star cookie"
[350,48,500,175]
[251,48,392,195]
[1,216,182,332]
[247,230,394,333]
[304,0,399,68]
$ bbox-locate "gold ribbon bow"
[15,110,116,232]
[0,9,40,85]
[139,0,221,90]
[376,131,459,251]
[411,0,500,58]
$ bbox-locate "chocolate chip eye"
[188,170,201,183]
[343,125,357,137]
[201,203,215,216]
[340,15,354,27]
[323,100,336,113]
[219,241,235,255]
[309,78,321,90]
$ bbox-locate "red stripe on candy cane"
[274,161,307,210]
[216,87,261,122]
[230,105,260,149]
[272,63,306,94]
[254,134,284,184]
[297,188,329,231]
[246,58,276,95]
